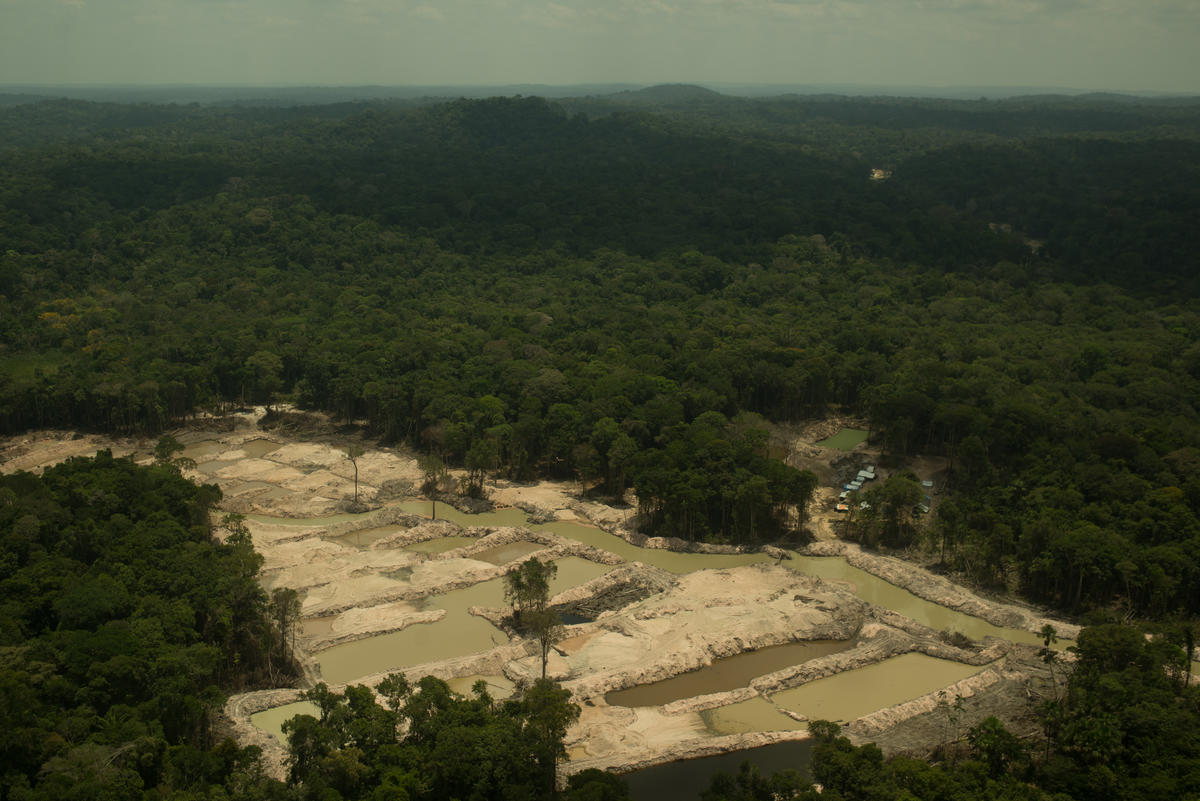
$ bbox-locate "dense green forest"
[2,89,1198,616]
[0,454,601,800]
[0,452,294,799]
[2,86,1200,800]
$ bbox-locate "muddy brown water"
[241,439,281,458]
[250,499,1051,749]
[471,541,546,565]
[195,459,239,475]
[605,640,855,707]
[389,503,1042,644]
[336,525,409,548]
[311,556,612,685]
[181,441,227,460]
[704,653,988,735]
[250,700,319,745]
[546,556,612,596]
[314,578,510,685]
[781,555,1044,646]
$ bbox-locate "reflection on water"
[606,640,855,707]
[621,740,813,801]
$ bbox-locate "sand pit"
[2,411,1074,782]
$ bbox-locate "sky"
[1,0,1197,94]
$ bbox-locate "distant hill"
[606,83,728,104]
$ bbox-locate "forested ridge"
[2,87,1200,799]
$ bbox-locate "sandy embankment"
[804,541,1080,641]
[2,415,1070,781]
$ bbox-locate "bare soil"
[2,409,1073,782]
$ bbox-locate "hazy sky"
[2,0,1197,93]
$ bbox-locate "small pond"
[336,525,408,548]
[815,428,869,450]
[314,578,509,685]
[471,541,547,566]
[705,652,988,735]
[240,439,282,458]
[250,700,319,745]
[606,639,855,707]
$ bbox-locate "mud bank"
[803,541,1080,641]
[1,416,1076,785]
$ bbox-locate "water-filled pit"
[605,639,856,707]
[248,496,1053,769]
[619,740,813,801]
[704,652,988,735]
[815,428,869,451]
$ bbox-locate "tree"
[968,716,1024,777]
[344,443,365,504]
[504,558,562,678]
[417,453,445,496]
[244,350,284,407]
[504,557,557,626]
[1039,624,1060,698]
[154,434,195,472]
[526,606,565,680]
[154,434,184,464]
[566,768,632,801]
[269,588,301,679]
[515,678,580,797]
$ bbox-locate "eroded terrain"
[1,409,1075,782]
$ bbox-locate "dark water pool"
[620,740,813,801]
